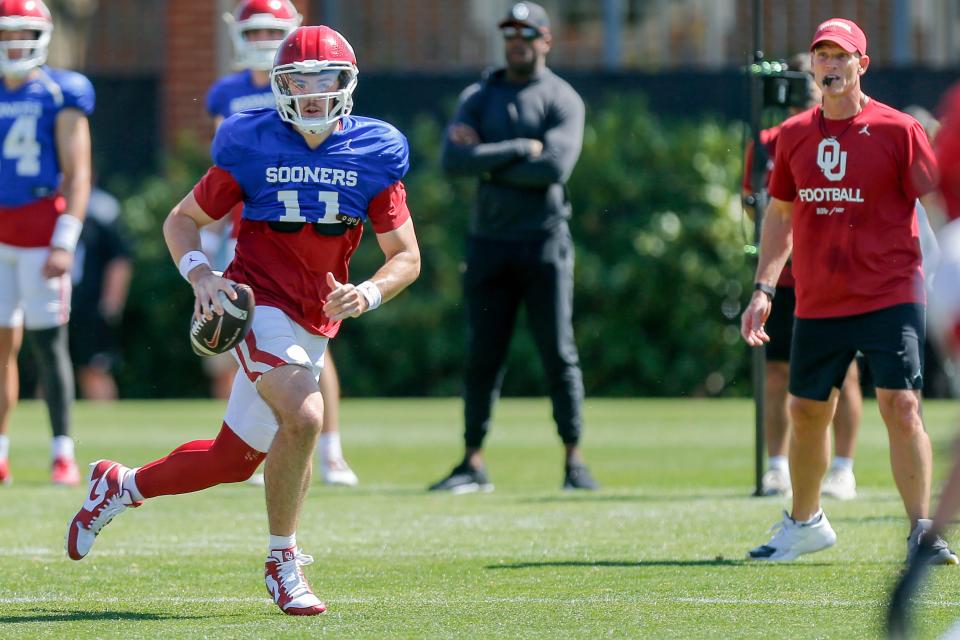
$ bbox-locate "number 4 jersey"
[0,67,95,247]
[193,108,411,337]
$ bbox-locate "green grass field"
[3,397,960,639]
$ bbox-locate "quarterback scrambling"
[204,0,358,487]
[66,25,421,616]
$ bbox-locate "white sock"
[768,455,788,471]
[319,432,342,461]
[831,456,854,472]
[124,468,145,502]
[269,533,296,551]
[0,434,8,460]
[52,435,74,460]
[796,509,823,526]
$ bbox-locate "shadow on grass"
[829,515,905,525]
[517,492,747,504]
[0,609,220,623]
[486,559,844,570]
[487,559,746,569]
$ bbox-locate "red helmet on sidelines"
[224,0,301,71]
[271,25,359,135]
[0,0,53,77]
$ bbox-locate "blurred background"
[26,0,960,399]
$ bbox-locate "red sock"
[135,423,265,499]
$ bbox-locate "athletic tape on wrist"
[356,280,382,312]
[178,250,211,282]
[49,215,83,252]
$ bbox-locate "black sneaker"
[427,462,494,494]
[906,519,959,565]
[563,462,598,490]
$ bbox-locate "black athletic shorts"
[765,286,796,362]
[790,303,924,401]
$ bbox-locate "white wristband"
[178,250,211,281]
[356,280,382,312]
[50,215,83,253]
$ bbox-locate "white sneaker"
[761,467,792,497]
[748,510,837,561]
[245,472,265,486]
[321,456,358,486]
[821,467,857,500]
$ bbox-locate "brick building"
[40,0,960,146]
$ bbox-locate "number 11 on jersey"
[277,190,341,224]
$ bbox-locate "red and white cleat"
[65,460,142,560]
[0,458,10,485]
[51,457,81,486]
[264,547,327,616]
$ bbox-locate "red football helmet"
[271,25,358,135]
[0,0,53,77]
[224,0,301,71]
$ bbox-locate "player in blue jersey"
[67,26,421,616]
[0,0,92,486]
[205,0,359,488]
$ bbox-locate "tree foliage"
[111,100,751,398]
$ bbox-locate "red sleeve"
[367,181,411,233]
[938,113,960,220]
[192,166,244,220]
[904,120,939,200]
[767,129,796,202]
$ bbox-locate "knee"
[881,392,923,435]
[788,397,830,436]
[765,363,789,395]
[278,395,324,441]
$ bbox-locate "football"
[189,284,255,356]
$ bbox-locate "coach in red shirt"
[740,18,957,563]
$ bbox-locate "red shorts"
[0,195,65,247]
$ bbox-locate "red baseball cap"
[809,18,867,55]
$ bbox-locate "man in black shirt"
[69,187,132,400]
[429,2,596,492]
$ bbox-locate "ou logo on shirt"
[817,138,847,181]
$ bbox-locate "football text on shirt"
[797,187,864,204]
[0,101,43,118]
[265,166,359,187]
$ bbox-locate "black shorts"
[765,286,796,362]
[790,303,924,401]
[69,311,120,372]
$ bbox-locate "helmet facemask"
[0,19,51,77]
[272,62,358,135]
[226,13,298,71]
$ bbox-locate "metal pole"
[749,0,767,497]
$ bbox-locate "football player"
[204,0,358,487]
[67,25,420,616]
[0,0,93,485]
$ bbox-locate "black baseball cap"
[498,2,550,33]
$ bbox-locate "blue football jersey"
[205,70,275,120]
[211,109,409,228]
[0,67,95,207]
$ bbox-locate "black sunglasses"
[501,25,541,41]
